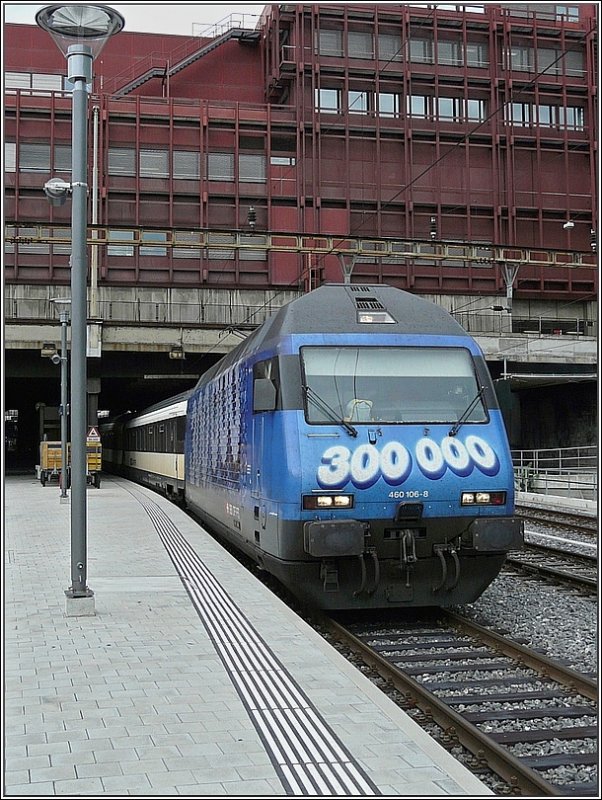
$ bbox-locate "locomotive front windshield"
[301,346,487,425]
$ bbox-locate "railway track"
[505,542,597,592]
[323,610,598,797]
[515,504,597,536]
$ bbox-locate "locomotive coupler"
[432,543,460,592]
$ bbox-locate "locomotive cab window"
[300,346,488,425]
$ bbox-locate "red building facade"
[4,3,598,303]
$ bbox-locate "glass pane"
[348,31,373,58]
[348,91,369,113]
[301,346,485,424]
[378,33,402,61]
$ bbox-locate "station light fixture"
[41,342,58,358]
[36,3,124,613]
[169,345,185,360]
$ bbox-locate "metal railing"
[513,445,598,500]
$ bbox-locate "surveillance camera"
[43,178,71,207]
[563,220,575,230]
[50,353,62,365]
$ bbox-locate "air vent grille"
[355,298,385,310]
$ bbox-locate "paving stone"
[5,476,491,797]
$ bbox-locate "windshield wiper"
[303,385,358,437]
[448,385,486,437]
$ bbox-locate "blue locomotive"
[103,283,523,609]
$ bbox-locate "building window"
[507,46,534,72]
[538,47,584,77]
[438,97,462,121]
[239,234,268,261]
[378,92,401,117]
[378,33,402,62]
[207,152,235,181]
[465,42,488,67]
[317,28,343,56]
[503,5,579,22]
[54,144,71,173]
[316,88,342,114]
[19,142,51,172]
[348,90,370,114]
[5,72,31,90]
[563,49,585,76]
[108,148,136,176]
[409,38,434,64]
[140,231,167,256]
[239,154,266,183]
[559,106,585,130]
[108,230,135,256]
[537,104,553,126]
[5,71,62,94]
[5,142,16,172]
[555,5,580,22]
[139,149,169,178]
[438,40,463,67]
[508,102,531,126]
[173,231,201,259]
[466,98,486,122]
[270,155,296,166]
[173,150,200,180]
[407,95,429,118]
[348,30,373,59]
[207,232,235,260]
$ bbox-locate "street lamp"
[50,298,71,502]
[36,5,124,615]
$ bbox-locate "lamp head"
[44,177,72,206]
[35,5,124,59]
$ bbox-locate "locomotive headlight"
[303,494,354,510]
[461,491,506,506]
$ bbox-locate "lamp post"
[36,5,124,614]
[50,298,71,501]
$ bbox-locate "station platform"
[517,489,597,516]
[4,475,491,797]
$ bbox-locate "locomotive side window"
[300,346,488,425]
[253,357,280,412]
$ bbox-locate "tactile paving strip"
[127,485,381,796]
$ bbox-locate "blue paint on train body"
[181,287,522,609]
[104,285,522,609]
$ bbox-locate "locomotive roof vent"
[353,295,396,324]
[355,297,385,310]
